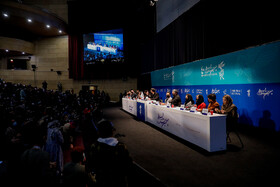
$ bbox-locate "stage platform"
[103,106,280,187]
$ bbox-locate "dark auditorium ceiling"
[0,0,155,65]
[0,0,155,41]
[67,0,156,35]
[0,0,67,41]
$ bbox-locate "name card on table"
[190,107,197,112]
[202,108,209,115]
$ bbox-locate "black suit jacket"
[150,92,160,101]
[171,94,181,107]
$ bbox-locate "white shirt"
[97,137,119,146]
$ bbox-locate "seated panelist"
[207,93,220,112]
[195,94,206,112]
[171,89,181,107]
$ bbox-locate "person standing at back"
[87,120,132,187]
[42,80,48,90]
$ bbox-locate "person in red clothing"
[195,94,206,112]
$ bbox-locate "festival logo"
[201,64,217,77]
[201,61,225,80]
[211,88,220,94]
[185,88,190,93]
[163,70,175,82]
[157,113,169,128]
[257,88,273,99]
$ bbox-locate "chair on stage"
[226,113,244,149]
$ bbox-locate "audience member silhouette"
[0,79,110,186]
[87,120,132,187]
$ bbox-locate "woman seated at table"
[161,91,172,105]
[215,95,236,114]
[215,95,238,132]
[207,93,220,112]
[184,94,194,109]
[195,94,206,112]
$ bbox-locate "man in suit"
[171,89,181,107]
[150,88,160,101]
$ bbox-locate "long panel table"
[122,98,227,152]
[122,98,137,116]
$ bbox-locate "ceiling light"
[22,52,25,54]
[5,49,9,52]
[27,19,32,23]
[3,13,8,17]
[46,24,50,28]
[59,30,62,33]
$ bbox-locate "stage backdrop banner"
[151,41,280,131]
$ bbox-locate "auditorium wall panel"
[0,35,136,101]
[0,36,35,54]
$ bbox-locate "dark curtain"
[69,34,84,80]
[141,0,280,74]
[137,73,151,91]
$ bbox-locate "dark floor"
[103,106,280,187]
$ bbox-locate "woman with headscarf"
[184,94,194,109]
[195,94,206,112]
[215,95,238,131]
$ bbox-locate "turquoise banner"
[151,41,280,86]
[151,41,280,131]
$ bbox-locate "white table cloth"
[122,98,227,152]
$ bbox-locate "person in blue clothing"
[44,119,64,176]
